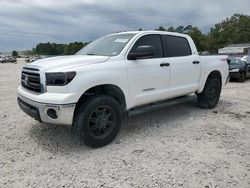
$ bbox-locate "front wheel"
[74,95,122,148]
[197,77,222,109]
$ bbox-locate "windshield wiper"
[86,53,97,56]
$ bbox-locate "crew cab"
[17,31,229,147]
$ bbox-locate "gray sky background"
[0,0,249,52]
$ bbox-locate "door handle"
[193,61,200,64]
[160,62,170,67]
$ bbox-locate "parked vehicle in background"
[0,56,16,63]
[25,56,30,63]
[6,56,17,63]
[229,56,250,82]
[17,31,229,147]
[242,55,250,64]
[26,56,47,63]
[0,56,6,63]
[30,56,40,62]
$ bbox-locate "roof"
[226,43,250,48]
[109,30,190,39]
[218,43,250,54]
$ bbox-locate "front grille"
[21,67,41,92]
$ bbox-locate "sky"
[0,0,249,52]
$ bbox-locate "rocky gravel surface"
[0,59,249,187]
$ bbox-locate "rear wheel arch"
[197,70,222,109]
[198,70,222,93]
[207,71,222,83]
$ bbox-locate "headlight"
[46,72,76,86]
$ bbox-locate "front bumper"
[229,71,240,79]
[17,94,76,126]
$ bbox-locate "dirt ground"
[0,59,249,188]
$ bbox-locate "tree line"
[22,13,250,55]
[23,42,86,56]
[154,14,250,53]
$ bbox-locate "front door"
[126,34,170,108]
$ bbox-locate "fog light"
[47,109,57,119]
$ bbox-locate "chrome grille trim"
[21,67,42,92]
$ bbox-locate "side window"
[163,35,192,57]
[130,34,163,59]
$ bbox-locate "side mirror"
[226,58,231,64]
[128,45,155,60]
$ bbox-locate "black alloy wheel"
[87,105,116,139]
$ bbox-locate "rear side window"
[163,35,192,57]
[130,34,163,59]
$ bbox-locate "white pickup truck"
[17,31,229,147]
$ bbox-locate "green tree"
[64,42,84,55]
[186,27,208,52]
[155,26,166,31]
[167,26,175,32]
[34,42,66,55]
[208,14,250,52]
[12,50,18,57]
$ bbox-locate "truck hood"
[229,63,245,70]
[29,55,110,71]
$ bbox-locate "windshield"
[230,58,246,64]
[76,33,136,56]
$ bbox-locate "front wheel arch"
[73,84,127,123]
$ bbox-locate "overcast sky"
[0,0,249,52]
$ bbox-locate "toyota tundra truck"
[17,31,229,147]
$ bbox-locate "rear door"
[126,34,170,108]
[162,35,202,97]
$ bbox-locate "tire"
[197,77,222,109]
[238,72,246,82]
[74,95,122,148]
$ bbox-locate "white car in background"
[0,56,17,63]
[242,55,250,64]
[30,56,40,63]
[28,56,47,63]
[0,56,7,63]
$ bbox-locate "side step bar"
[128,95,196,117]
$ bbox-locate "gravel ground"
[0,59,249,188]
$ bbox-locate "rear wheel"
[238,72,246,82]
[74,95,122,148]
[197,77,222,109]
